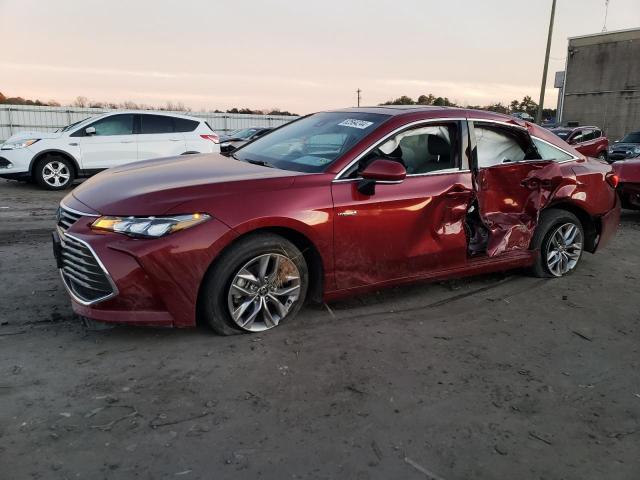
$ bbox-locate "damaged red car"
[612,158,640,210]
[53,107,620,335]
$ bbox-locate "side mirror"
[358,158,406,195]
[85,126,96,136]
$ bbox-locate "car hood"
[611,143,640,150]
[70,153,303,216]
[3,131,63,143]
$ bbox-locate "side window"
[474,125,533,168]
[532,138,574,162]
[376,123,458,175]
[581,129,595,142]
[593,129,602,139]
[174,118,199,133]
[571,129,587,144]
[140,115,175,134]
[86,114,134,136]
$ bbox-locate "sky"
[1,0,639,114]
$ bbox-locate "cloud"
[0,62,321,88]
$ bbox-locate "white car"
[0,111,220,190]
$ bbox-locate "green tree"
[417,94,435,105]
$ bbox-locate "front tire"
[531,209,584,278]
[34,155,75,190]
[200,233,308,335]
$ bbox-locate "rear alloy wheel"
[544,223,583,277]
[34,156,74,190]
[531,209,584,278]
[200,233,308,335]
[597,152,607,161]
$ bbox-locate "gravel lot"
[1,178,639,480]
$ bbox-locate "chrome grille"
[57,206,84,232]
[60,233,115,304]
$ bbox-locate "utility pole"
[536,0,556,124]
[356,88,361,107]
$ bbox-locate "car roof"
[98,110,203,121]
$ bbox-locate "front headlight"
[0,139,40,150]
[91,213,210,238]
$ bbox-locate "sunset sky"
[1,0,639,113]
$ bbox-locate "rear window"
[174,118,199,132]
[141,115,174,134]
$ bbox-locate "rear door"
[470,121,566,257]
[75,114,137,170]
[137,114,187,160]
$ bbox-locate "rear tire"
[531,209,584,278]
[34,155,75,190]
[200,233,308,335]
[597,152,608,162]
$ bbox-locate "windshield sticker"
[338,119,374,129]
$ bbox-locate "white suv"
[0,111,220,190]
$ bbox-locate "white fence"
[0,105,298,141]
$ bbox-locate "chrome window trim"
[333,117,467,181]
[59,202,99,218]
[332,168,471,183]
[58,229,118,306]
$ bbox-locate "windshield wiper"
[230,152,275,168]
[244,158,275,168]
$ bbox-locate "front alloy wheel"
[227,253,301,332]
[200,233,309,335]
[35,156,74,190]
[545,223,583,276]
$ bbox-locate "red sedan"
[53,107,620,334]
[550,126,609,161]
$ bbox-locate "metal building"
[559,27,640,140]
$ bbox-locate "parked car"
[0,111,220,190]
[512,111,535,122]
[52,107,620,335]
[550,126,609,160]
[219,127,273,154]
[612,158,640,209]
[608,130,640,162]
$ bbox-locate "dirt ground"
[0,178,638,480]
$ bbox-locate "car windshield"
[552,129,572,140]
[620,132,640,143]
[58,117,91,132]
[233,112,390,173]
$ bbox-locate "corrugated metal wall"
[0,105,298,141]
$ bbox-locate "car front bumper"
[53,204,238,327]
[0,147,34,177]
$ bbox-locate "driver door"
[331,121,473,289]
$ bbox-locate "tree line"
[380,94,557,120]
[0,92,297,116]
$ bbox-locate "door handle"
[120,140,134,143]
[169,138,182,142]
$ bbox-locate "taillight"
[200,134,219,144]
[606,173,619,188]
